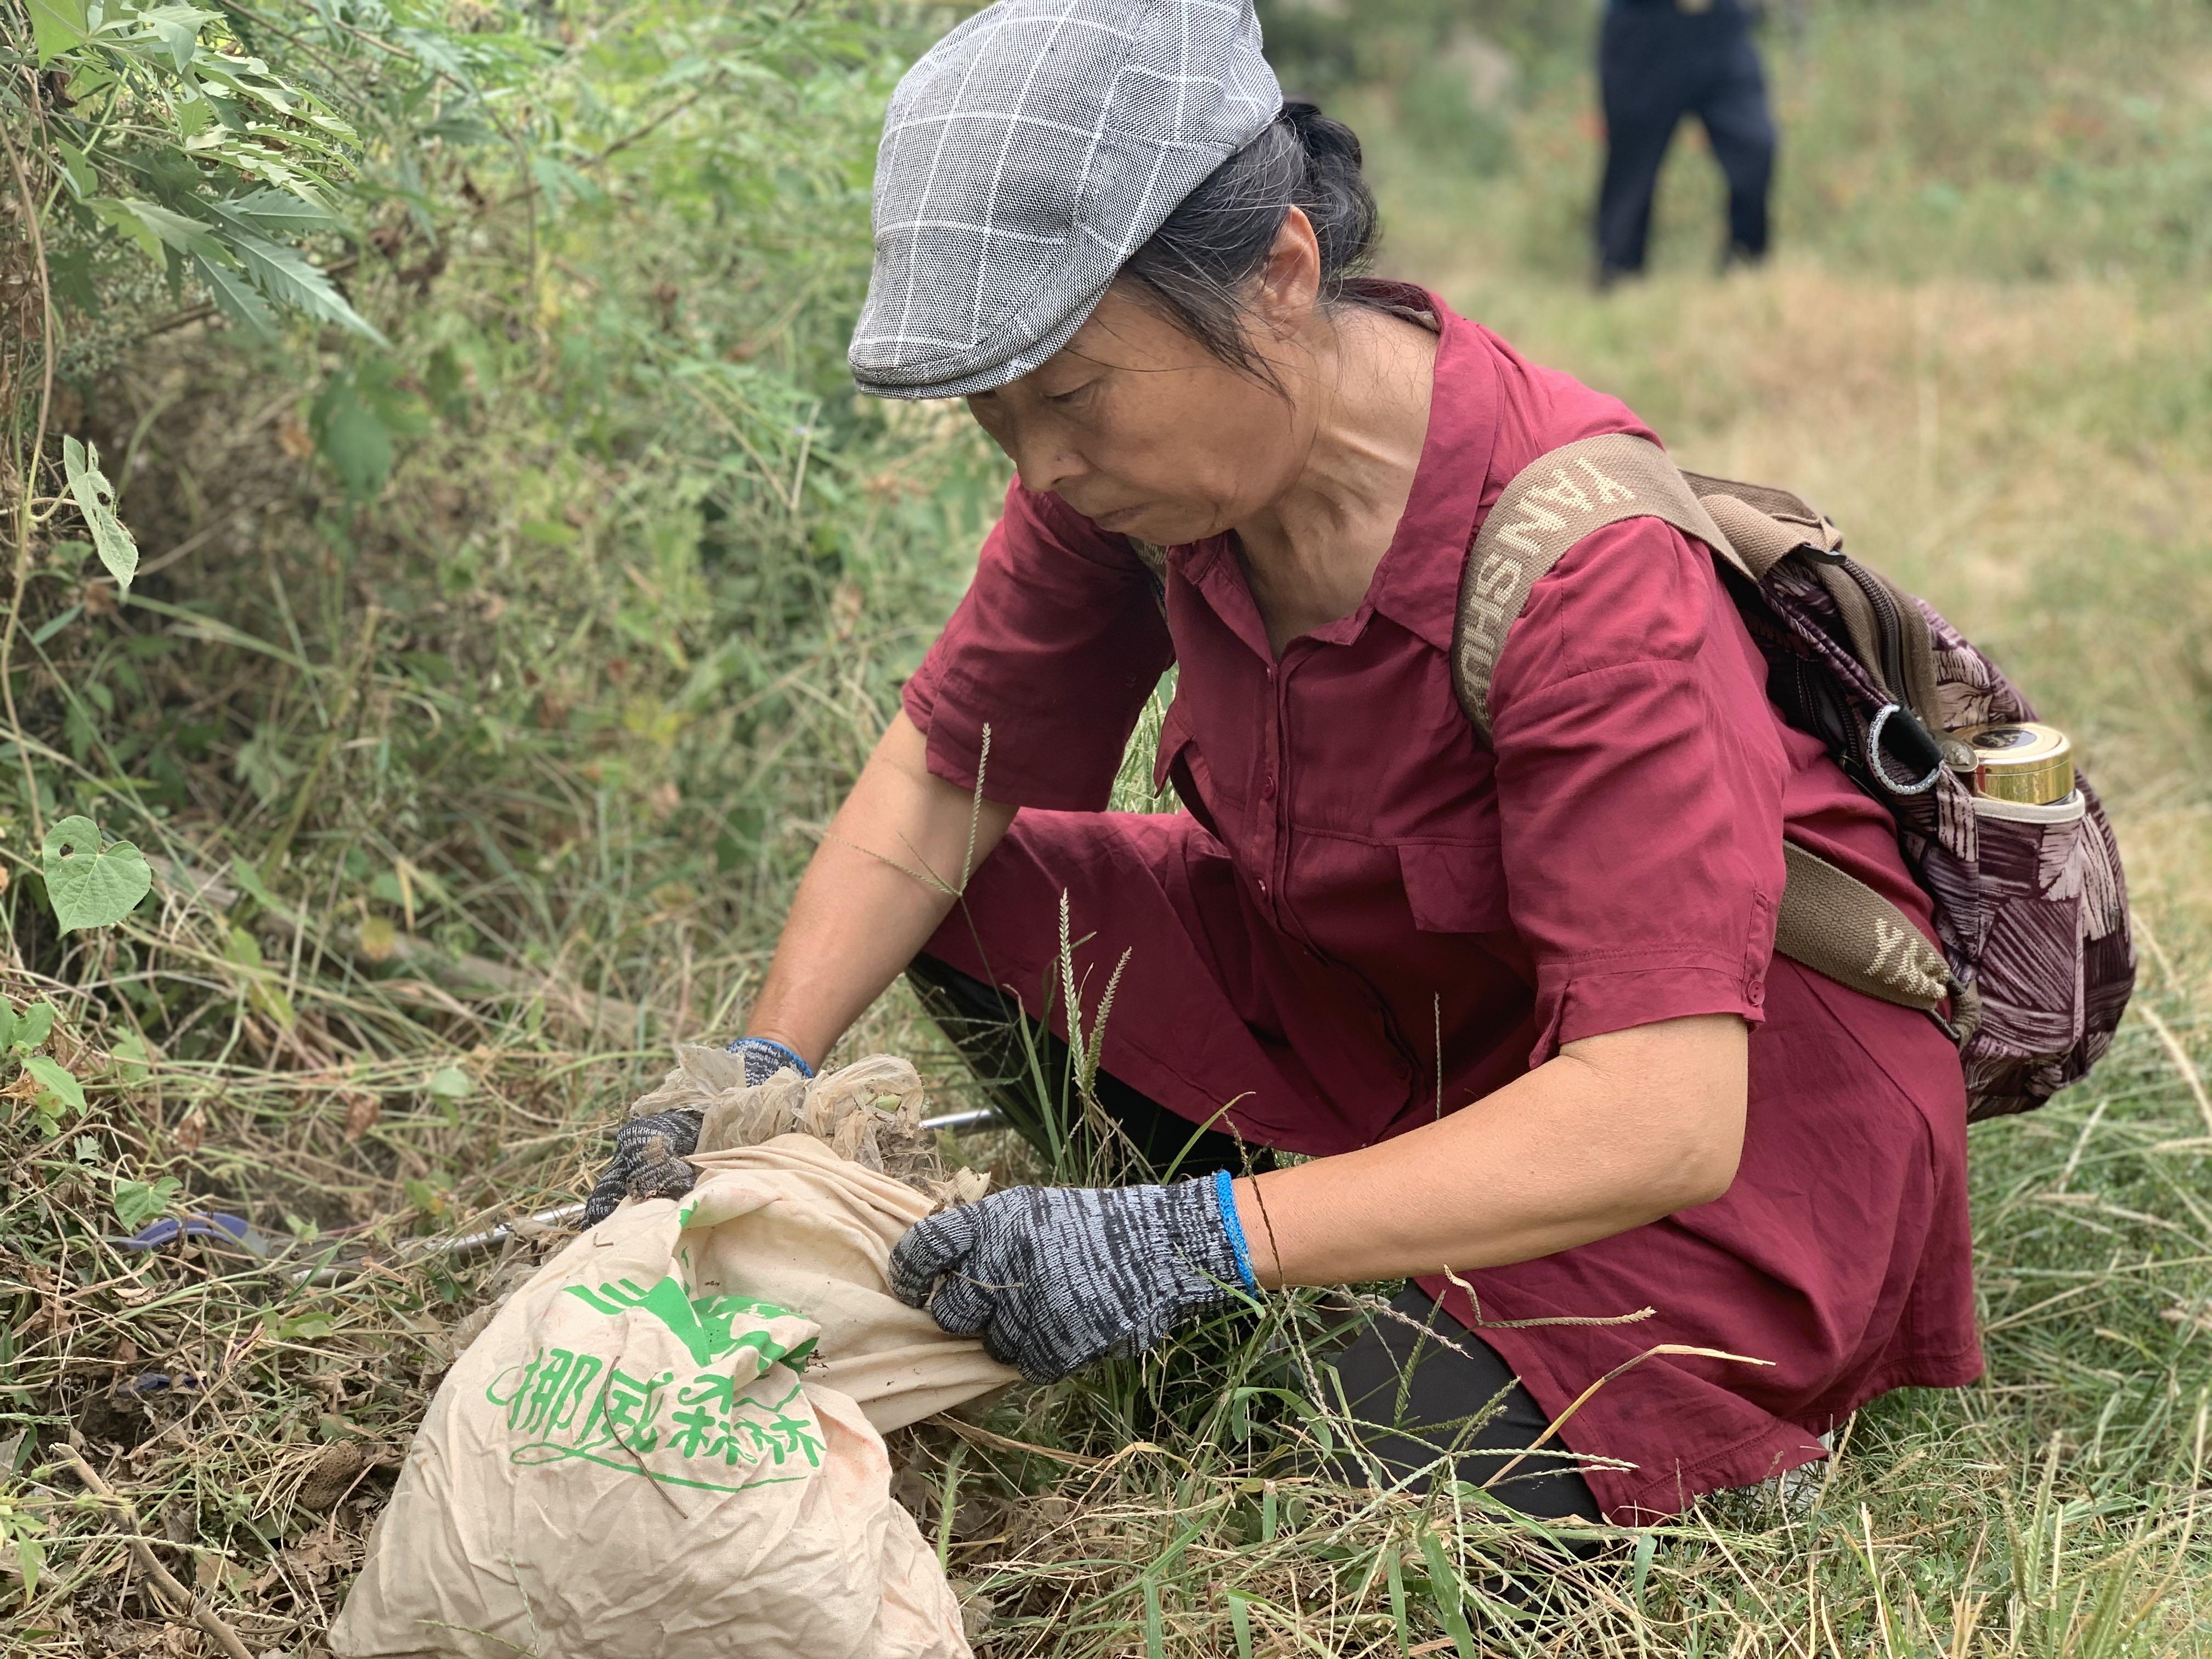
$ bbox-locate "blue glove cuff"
[1212,1168,1260,1295]
[727,1035,815,1080]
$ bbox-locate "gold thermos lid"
[1957,721,2075,805]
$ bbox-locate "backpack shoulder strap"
[1451,432,1747,740]
[1776,842,1954,1015]
[1450,435,1959,1020]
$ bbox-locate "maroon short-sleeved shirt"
[903,284,1981,1520]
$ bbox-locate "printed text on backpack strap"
[1449,433,1957,1025]
[1451,432,1746,740]
[1775,842,1951,1014]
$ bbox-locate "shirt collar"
[1361,285,1501,655]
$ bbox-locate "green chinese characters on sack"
[482,1276,826,1494]
[563,1275,820,1373]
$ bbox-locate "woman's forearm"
[1233,1014,1747,1288]
[745,712,1015,1067]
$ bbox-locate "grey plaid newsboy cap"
[849,0,1283,400]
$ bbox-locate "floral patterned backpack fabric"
[1448,434,2133,1121]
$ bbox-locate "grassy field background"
[3,0,2211,1653]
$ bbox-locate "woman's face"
[963,247,1318,546]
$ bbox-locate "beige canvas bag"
[332,1058,1018,1659]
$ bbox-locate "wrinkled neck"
[1233,307,1440,641]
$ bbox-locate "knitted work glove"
[888,1175,1259,1383]
[580,1037,811,1226]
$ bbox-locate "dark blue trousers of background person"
[1596,0,1776,281]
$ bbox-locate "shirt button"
[1256,878,1268,897]
[1261,771,1277,799]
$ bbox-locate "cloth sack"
[332,1088,1019,1658]
[673,1135,1015,1431]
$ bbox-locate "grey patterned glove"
[888,1174,1260,1383]
[580,1037,811,1225]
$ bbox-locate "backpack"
[1450,433,2134,1120]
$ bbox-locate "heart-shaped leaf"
[41,815,153,933]
[113,1175,183,1231]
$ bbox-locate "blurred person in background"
[1596,0,1776,285]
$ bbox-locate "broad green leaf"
[60,437,139,591]
[224,923,265,971]
[108,198,223,257]
[25,0,88,64]
[230,234,387,345]
[10,1534,45,1602]
[84,197,163,263]
[311,371,394,496]
[352,358,432,437]
[110,1033,151,1086]
[425,1065,475,1099]
[224,924,296,1028]
[1415,1531,1479,1659]
[174,92,214,137]
[188,249,277,342]
[113,1175,183,1229]
[1629,1528,1658,1608]
[13,1003,56,1051]
[185,133,324,196]
[204,66,298,117]
[131,3,217,72]
[396,25,471,82]
[41,815,154,932]
[22,1056,86,1116]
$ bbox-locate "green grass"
[4,0,2211,1654]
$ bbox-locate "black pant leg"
[1329,1284,1600,1527]
[907,953,1269,1180]
[1595,8,1691,276]
[1698,31,1776,259]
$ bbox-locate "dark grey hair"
[1112,100,1381,386]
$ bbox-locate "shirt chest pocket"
[1396,839,1512,935]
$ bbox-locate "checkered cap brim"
[849,0,1282,400]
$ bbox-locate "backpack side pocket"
[1962,792,2089,1112]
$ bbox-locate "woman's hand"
[579,1038,812,1225]
[889,1177,1256,1382]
